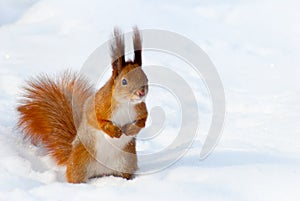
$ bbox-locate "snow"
[1,0,300,200]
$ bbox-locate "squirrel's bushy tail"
[17,71,92,165]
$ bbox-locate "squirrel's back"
[17,71,92,165]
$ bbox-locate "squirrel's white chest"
[87,128,134,177]
[111,103,137,127]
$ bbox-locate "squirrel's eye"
[122,78,127,85]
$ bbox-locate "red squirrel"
[17,27,148,183]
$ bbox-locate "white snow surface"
[1,0,300,200]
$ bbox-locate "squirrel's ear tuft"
[133,26,142,67]
[110,27,125,78]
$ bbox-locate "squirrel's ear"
[133,26,142,67]
[110,27,125,78]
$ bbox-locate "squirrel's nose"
[136,86,146,97]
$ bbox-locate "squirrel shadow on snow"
[17,27,149,183]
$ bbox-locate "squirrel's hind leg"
[66,142,93,183]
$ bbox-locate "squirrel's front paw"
[114,126,123,138]
[121,123,140,136]
[102,121,123,138]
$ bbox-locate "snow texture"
[1,0,300,200]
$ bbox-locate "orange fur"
[17,72,92,165]
[121,139,137,179]
[66,141,94,183]
[17,27,148,183]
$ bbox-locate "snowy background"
[1,0,300,200]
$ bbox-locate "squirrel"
[17,27,148,183]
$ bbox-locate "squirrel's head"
[110,27,148,104]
